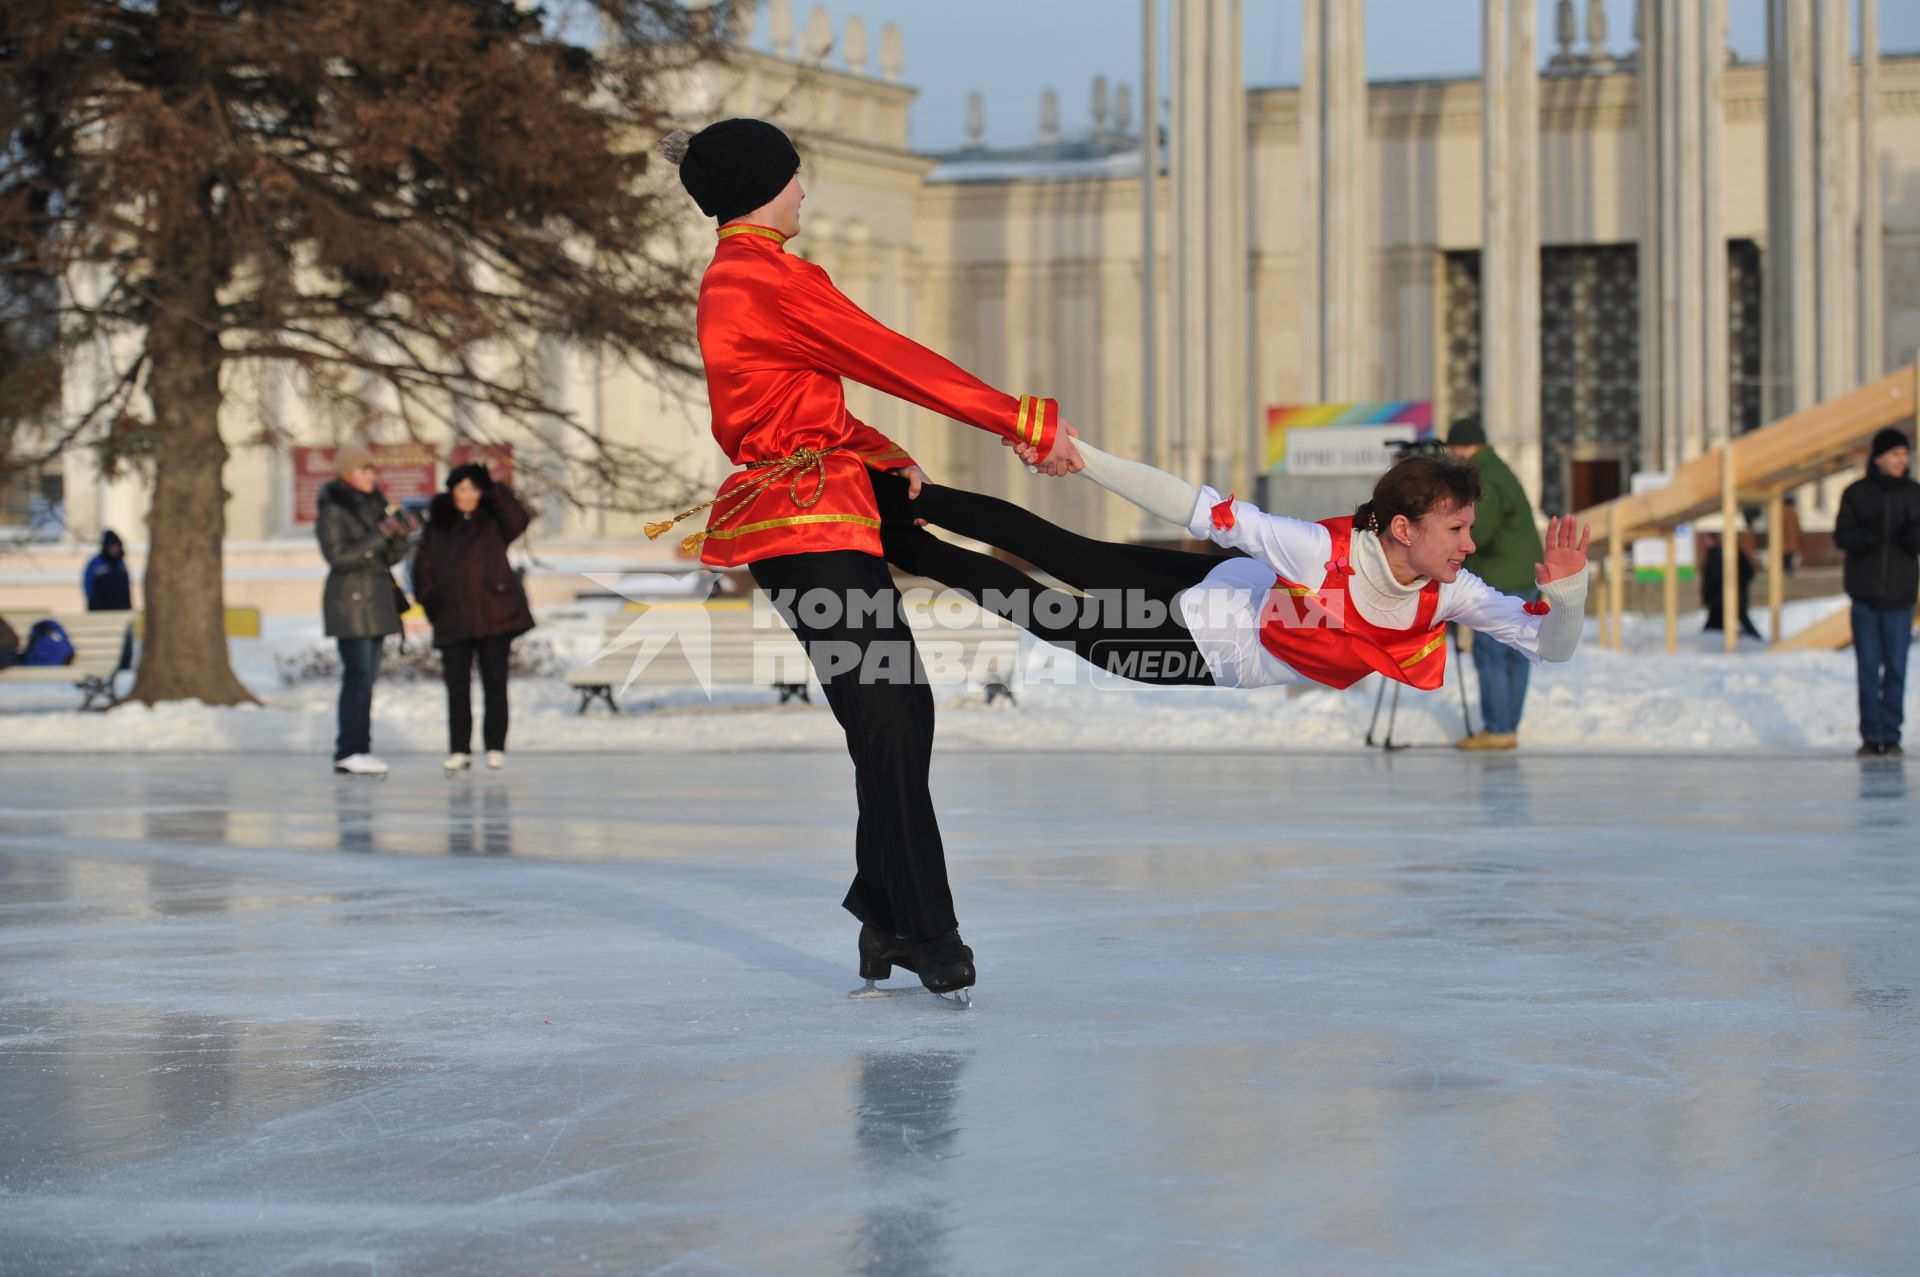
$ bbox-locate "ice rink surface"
[2,749,1916,1275]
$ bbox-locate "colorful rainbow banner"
[1265,401,1434,473]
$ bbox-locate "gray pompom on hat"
[660,118,800,224]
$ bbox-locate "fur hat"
[333,444,375,476]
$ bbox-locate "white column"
[1324,0,1354,399]
[1642,0,1728,463]
[1170,0,1186,476]
[1328,0,1366,398]
[1637,0,1664,473]
[1656,0,1683,471]
[1299,0,1323,402]
[1299,0,1366,409]
[1672,0,1702,468]
[1814,0,1851,401]
[1346,0,1368,398]
[1765,0,1818,420]
[1170,0,1198,478]
[1483,0,1512,444]
[1141,0,1160,470]
[1508,0,1540,494]
[1205,0,1244,487]
[1231,2,1253,490]
[1701,0,1728,447]
[1165,0,1248,490]
[1861,0,1883,379]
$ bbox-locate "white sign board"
[1628,471,1695,571]
[1286,425,1418,476]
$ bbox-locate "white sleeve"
[1186,486,1333,584]
[1440,565,1590,664]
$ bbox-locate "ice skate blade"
[849,980,972,1008]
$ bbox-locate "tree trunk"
[129,261,256,707]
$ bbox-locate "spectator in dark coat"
[1834,428,1920,757]
[1777,496,1804,575]
[83,531,134,611]
[412,463,533,772]
[1699,532,1763,641]
[316,445,414,776]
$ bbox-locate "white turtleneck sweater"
[1166,486,1588,688]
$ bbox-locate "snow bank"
[0,595,1900,756]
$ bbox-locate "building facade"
[31,12,1920,562]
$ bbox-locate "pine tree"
[0,0,735,703]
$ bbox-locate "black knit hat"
[1447,415,1486,447]
[658,119,801,224]
[1870,428,1911,462]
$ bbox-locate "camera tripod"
[1363,625,1475,750]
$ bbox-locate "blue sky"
[753,1,1920,152]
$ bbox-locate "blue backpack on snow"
[20,619,76,666]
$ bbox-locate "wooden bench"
[0,609,135,711]
[565,595,1022,714]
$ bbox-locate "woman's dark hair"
[1352,453,1482,535]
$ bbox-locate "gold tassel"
[680,531,707,555]
[644,520,675,541]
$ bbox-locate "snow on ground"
[0,594,1901,755]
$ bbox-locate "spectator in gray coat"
[316,445,414,776]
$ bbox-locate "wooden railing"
[1572,364,1918,653]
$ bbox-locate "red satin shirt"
[693,223,1060,566]
[1256,518,1450,691]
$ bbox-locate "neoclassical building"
[35,2,1920,572]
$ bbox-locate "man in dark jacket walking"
[83,531,134,611]
[317,445,415,776]
[1448,415,1547,750]
[83,529,137,676]
[412,463,534,772]
[1835,428,1920,757]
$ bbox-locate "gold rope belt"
[645,445,841,555]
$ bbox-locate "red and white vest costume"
[1255,517,1449,691]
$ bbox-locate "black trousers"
[749,550,956,940]
[441,633,512,754]
[871,469,1219,687]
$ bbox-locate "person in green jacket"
[1448,416,1546,750]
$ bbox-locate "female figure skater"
[872,441,1590,692]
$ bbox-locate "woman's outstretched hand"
[1004,423,1084,476]
[1535,515,1592,586]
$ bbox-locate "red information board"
[292,444,442,524]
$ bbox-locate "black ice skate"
[849,924,975,1008]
